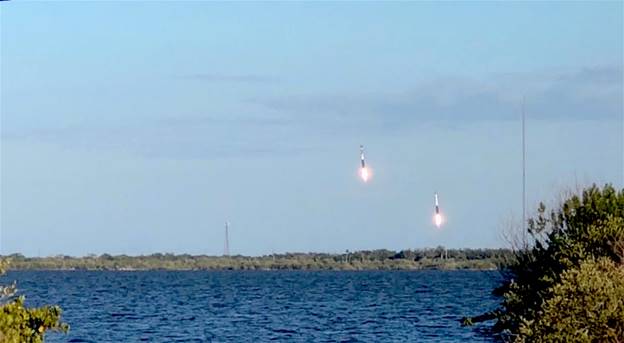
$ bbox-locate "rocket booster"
[360,145,366,168]
[433,192,443,228]
[358,145,370,182]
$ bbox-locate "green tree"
[466,184,624,341]
[517,258,624,342]
[0,259,68,342]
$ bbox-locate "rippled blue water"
[4,270,501,342]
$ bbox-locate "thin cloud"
[180,73,279,84]
[253,66,623,127]
[1,115,307,160]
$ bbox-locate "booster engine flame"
[434,213,443,228]
[360,167,370,182]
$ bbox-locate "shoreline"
[2,248,511,272]
[6,266,501,272]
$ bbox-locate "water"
[4,270,501,342]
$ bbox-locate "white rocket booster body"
[360,145,366,168]
[434,193,440,214]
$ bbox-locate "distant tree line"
[3,247,513,271]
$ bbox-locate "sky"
[1,2,622,257]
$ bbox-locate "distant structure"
[224,221,230,257]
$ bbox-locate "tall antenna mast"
[522,97,527,233]
[224,221,230,257]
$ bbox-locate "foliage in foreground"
[0,260,68,342]
[517,258,624,342]
[466,184,624,342]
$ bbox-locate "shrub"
[466,184,624,342]
[517,258,624,342]
[0,259,68,342]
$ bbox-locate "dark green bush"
[470,184,624,341]
[0,259,68,342]
[517,257,624,342]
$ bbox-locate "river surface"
[4,270,501,342]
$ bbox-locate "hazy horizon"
[1,2,623,256]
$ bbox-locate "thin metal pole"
[522,97,526,232]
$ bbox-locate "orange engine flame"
[360,167,370,182]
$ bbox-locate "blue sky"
[1,2,622,256]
